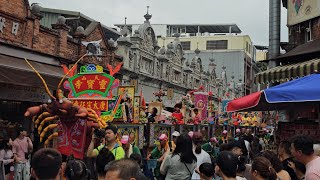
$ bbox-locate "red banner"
[71,99,110,111]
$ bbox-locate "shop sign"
[0,17,20,35]
[68,64,115,97]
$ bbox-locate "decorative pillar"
[52,16,70,57]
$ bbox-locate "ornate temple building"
[116,10,219,107]
[35,5,236,107]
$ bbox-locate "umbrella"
[226,74,320,112]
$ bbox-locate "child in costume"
[193,108,201,125]
[172,104,184,124]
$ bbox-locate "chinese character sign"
[69,73,114,97]
[133,96,140,123]
[167,88,173,100]
[72,100,109,111]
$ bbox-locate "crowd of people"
[1,125,320,180]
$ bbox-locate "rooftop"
[114,24,242,34]
[41,7,121,35]
[261,39,320,63]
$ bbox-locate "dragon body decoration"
[24,55,123,159]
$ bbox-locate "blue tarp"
[264,74,320,103]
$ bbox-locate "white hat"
[172,131,180,137]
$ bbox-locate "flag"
[140,89,146,108]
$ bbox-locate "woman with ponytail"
[261,151,291,180]
[65,156,90,180]
[191,132,211,180]
[251,157,277,180]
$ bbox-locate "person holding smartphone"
[12,127,33,180]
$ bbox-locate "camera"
[93,128,106,140]
[25,152,30,160]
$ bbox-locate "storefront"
[0,47,65,139]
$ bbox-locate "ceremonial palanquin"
[24,55,124,159]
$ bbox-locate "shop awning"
[227,74,320,112]
[255,58,320,84]
[0,54,65,89]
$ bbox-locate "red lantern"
[208,91,213,96]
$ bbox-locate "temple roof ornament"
[195,42,201,55]
[120,17,129,37]
[144,6,152,22]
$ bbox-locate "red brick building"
[256,0,320,84]
[0,0,121,137]
[255,0,320,142]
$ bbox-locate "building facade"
[284,0,320,47]
[256,0,320,84]
[116,13,219,106]
[115,23,257,97]
[0,0,121,135]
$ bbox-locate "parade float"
[23,51,273,159]
[23,54,147,158]
[24,52,176,156]
[63,63,145,150]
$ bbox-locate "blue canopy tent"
[264,74,320,103]
[227,74,320,112]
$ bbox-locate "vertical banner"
[130,79,138,91]
[221,100,231,113]
[133,96,141,123]
[193,92,208,120]
[118,86,135,110]
[167,88,173,100]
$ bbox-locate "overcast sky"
[29,0,288,46]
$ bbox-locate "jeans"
[14,162,30,180]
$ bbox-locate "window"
[173,71,181,82]
[305,20,312,42]
[171,27,178,34]
[246,42,249,52]
[181,41,191,50]
[180,27,186,34]
[206,40,228,50]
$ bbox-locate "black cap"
[228,140,242,150]
[105,125,118,134]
